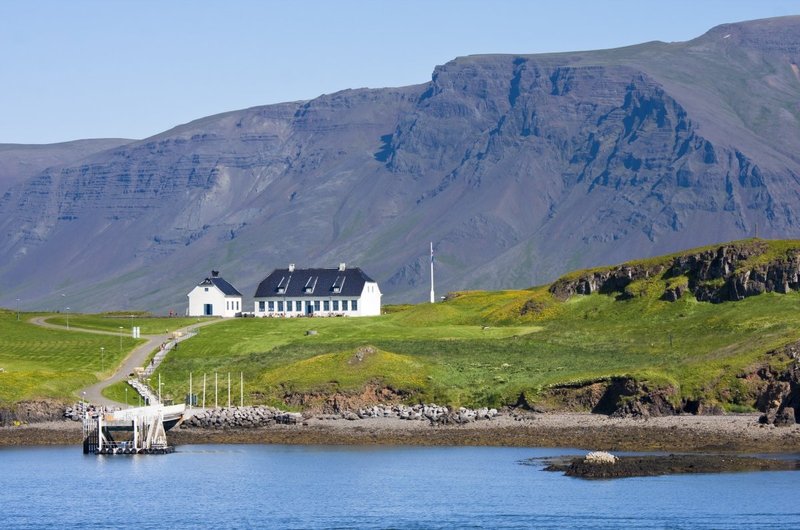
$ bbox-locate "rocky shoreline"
[4,411,800,454]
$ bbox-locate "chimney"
[211,270,220,278]
[288,264,295,272]
[339,263,346,271]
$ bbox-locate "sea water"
[0,445,798,529]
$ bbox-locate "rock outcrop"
[0,399,68,426]
[550,241,800,304]
[543,377,681,418]
[754,342,800,426]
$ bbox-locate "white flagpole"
[430,242,435,304]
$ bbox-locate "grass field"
[46,313,213,335]
[102,380,145,406]
[5,239,800,411]
[0,312,142,404]
[151,283,800,410]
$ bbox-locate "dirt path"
[29,316,223,407]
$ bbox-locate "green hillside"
[0,311,142,404]
[0,313,204,405]
[4,239,800,413]
[151,288,798,410]
[152,240,800,411]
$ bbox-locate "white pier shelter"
[83,404,185,455]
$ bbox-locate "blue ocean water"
[0,444,798,529]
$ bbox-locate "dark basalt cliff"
[549,240,800,304]
[2,17,800,311]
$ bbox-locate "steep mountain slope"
[0,139,133,194]
[1,16,800,312]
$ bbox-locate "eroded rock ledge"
[539,453,799,479]
[515,338,800,424]
[549,240,800,304]
[0,399,67,427]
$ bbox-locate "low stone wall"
[341,404,499,424]
[182,406,303,429]
[181,404,500,429]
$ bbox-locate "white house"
[253,263,381,317]
[187,271,243,317]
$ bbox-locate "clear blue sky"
[1,0,797,144]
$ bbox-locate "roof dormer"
[276,275,291,294]
[303,276,318,293]
[331,275,346,294]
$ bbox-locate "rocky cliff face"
[0,139,131,194]
[2,17,800,311]
[549,240,800,304]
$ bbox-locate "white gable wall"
[357,281,382,316]
[188,285,242,317]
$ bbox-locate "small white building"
[253,263,381,317]
[187,270,243,317]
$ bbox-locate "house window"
[342,300,349,311]
[268,301,275,312]
[259,301,265,312]
[278,301,284,312]
[352,299,358,311]
[333,300,339,311]
[323,300,330,311]
[295,301,302,312]
[314,300,320,311]
[204,287,209,292]
[227,301,230,310]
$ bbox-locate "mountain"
[2,16,800,312]
[0,139,132,194]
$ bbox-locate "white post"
[430,241,435,304]
[133,414,138,450]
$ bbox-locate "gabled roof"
[254,267,376,298]
[198,275,242,296]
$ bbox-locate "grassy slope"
[0,312,142,404]
[154,271,800,410]
[46,314,213,335]
[5,239,800,410]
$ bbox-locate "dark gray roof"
[255,267,376,298]
[198,276,242,296]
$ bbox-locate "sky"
[1,0,798,144]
